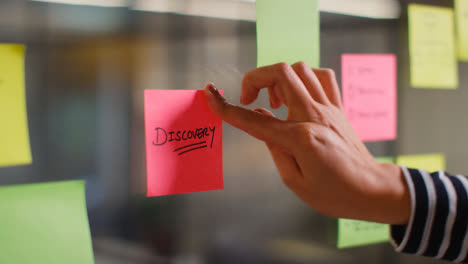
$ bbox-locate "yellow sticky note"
[408,4,458,89]
[397,153,446,172]
[0,44,31,167]
[456,0,468,61]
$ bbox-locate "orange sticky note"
[342,54,397,142]
[144,90,223,197]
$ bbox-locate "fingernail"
[208,83,217,94]
[208,83,224,100]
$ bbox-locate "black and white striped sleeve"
[390,166,468,263]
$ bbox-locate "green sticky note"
[376,157,394,164]
[0,181,94,264]
[0,44,32,167]
[456,0,468,61]
[256,0,320,68]
[397,153,446,172]
[337,219,389,248]
[408,4,458,89]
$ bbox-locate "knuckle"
[323,68,336,78]
[292,124,317,145]
[290,123,329,148]
[241,68,258,87]
[276,62,292,74]
[296,61,310,70]
[241,73,251,88]
[276,62,298,83]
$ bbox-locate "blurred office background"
[0,0,466,263]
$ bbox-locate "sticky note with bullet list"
[256,0,320,68]
[144,90,223,197]
[0,181,94,264]
[0,44,32,167]
[408,4,458,89]
[342,54,397,142]
[337,219,390,249]
[456,0,468,61]
[397,153,446,172]
[336,157,393,248]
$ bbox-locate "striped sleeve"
[390,166,468,263]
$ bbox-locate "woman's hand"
[204,62,410,225]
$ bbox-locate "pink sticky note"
[342,54,397,142]
[144,90,223,197]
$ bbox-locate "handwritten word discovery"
[152,126,217,156]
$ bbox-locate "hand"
[204,62,410,225]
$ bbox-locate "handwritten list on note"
[0,181,94,264]
[456,0,468,61]
[256,0,320,68]
[0,44,32,167]
[409,4,458,89]
[338,219,389,248]
[144,90,223,197]
[342,54,397,142]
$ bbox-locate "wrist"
[371,163,411,225]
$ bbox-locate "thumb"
[253,108,303,188]
[204,83,291,148]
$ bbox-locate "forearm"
[391,167,468,262]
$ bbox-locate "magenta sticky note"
[342,54,397,142]
[144,90,223,197]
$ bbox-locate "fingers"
[312,68,343,108]
[241,63,316,120]
[204,84,293,149]
[240,63,343,122]
[291,62,330,105]
[267,87,283,109]
[253,108,304,188]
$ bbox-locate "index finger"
[241,63,316,112]
[204,83,295,150]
